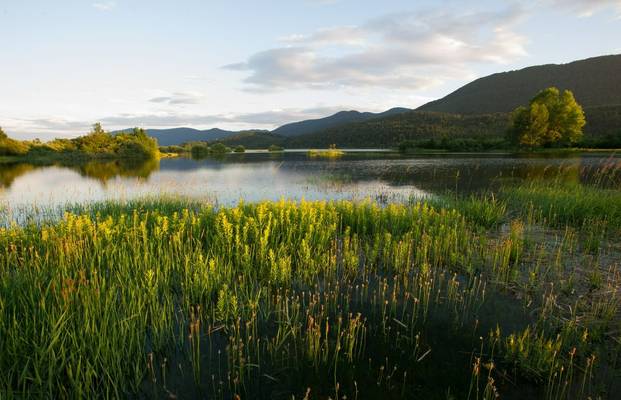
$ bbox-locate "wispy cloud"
[224,6,527,92]
[92,1,116,11]
[148,92,204,105]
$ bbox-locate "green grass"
[502,181,621,230]
[1,195,617,399]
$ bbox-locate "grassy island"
[308,145,345,158]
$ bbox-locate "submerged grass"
[1,174,620,398]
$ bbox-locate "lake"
[1,151,619,215]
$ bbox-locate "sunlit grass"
[1,194,617,398]
[307,149,345,159]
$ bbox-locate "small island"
[308,144,345,158]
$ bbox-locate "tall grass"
[504,182,621,225]
[0,198,614,398]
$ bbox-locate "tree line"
[0,123,159,160]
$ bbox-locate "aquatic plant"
[0,197,616,398]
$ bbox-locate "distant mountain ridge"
[116,54,621,148]
[418,54,621,114]
[272,107,411,137]
[113,127,267,146]
[115,108,412,145]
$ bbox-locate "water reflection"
[0,152,619,213]
[0,157,159,189]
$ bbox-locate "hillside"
[284,111,509,148]
[582,105,621,139]
[123,54,621,149]
[217,131,286,148]
[419,54,621,114]
[272,107,410,137]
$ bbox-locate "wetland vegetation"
[1,155,620,399]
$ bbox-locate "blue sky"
[1,0,620,139]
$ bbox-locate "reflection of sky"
[1,153,619,222]
[0,160,427,217]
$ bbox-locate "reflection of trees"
[75,158,159,184]
[0,163,36,188]
[0,158,159,189]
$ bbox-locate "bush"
[210,142,231,154]
[0,127,31,156]
[160,145,186,154]
[44,138,78,153]
[116,128,159,159]
[0,137,30,156]
[190,143,210,159]
[233,145,246,153]
[268,144,284,152]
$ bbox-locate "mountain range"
[123,127,267,146]
[123,54,621,148]
[271,108,411,137]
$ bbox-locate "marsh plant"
[1,168,620,398]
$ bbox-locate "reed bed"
[0,195,619,399]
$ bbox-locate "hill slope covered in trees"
[285,111,510,148]
[272,108,410,137]
[418,54,621,114]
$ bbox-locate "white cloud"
[224,6,527,92]
[148,92,204,105]
[92,1,116,11]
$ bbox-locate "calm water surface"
[0,151,619,214]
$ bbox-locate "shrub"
[0,127,30,156]
[190,143,210,158]
[210,142,231,154]
[116,128,159,159]
[160,145,186,154]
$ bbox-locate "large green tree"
[509,87,586,148]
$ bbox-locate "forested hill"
[272,108,410,137]
[284,111,510,148]
[278,105,620,149]
[418,54,621,114]
[214,104,621,149]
